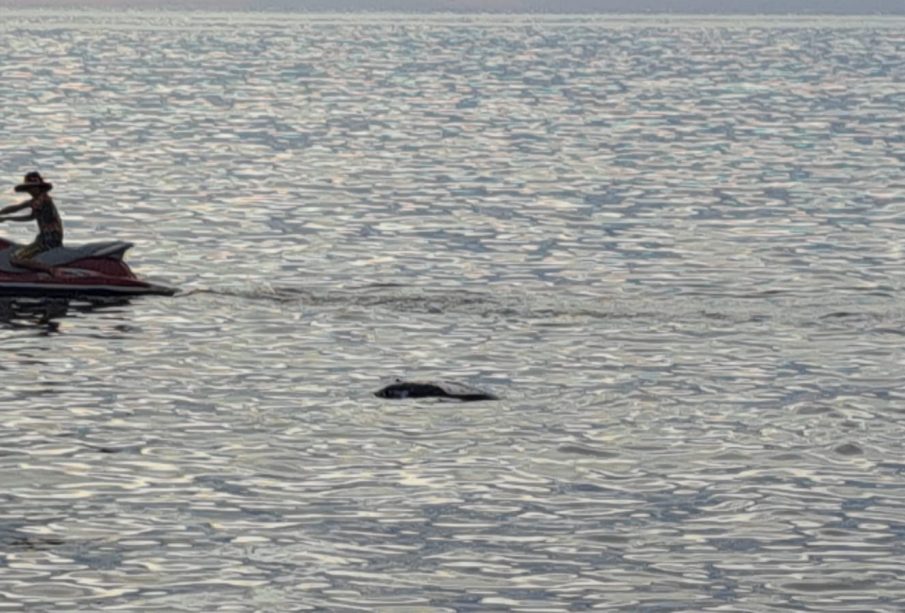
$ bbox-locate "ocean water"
[0,10,904,611]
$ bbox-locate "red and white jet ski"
[0,237,174,297]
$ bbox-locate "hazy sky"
[1,0,903,12]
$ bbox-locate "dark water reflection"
[0,297,133,331]
[0,11,904,612]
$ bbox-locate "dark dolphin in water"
[375,379,498,401]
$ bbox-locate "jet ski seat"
[0,241,134,273]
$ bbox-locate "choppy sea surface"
[0,10,904,611]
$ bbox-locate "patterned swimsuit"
[15,193,63,259]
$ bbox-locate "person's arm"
[0,213,34,222]
[0,200,32,216]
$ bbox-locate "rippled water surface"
[1,10,904,611]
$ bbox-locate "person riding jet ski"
[0,171,63,277]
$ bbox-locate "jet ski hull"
[0,278,175,298]
[0,238,175,297]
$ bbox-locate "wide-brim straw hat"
[14,171,53,193]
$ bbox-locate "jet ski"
[0,237,175,297]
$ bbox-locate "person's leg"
[11,241,59,277]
